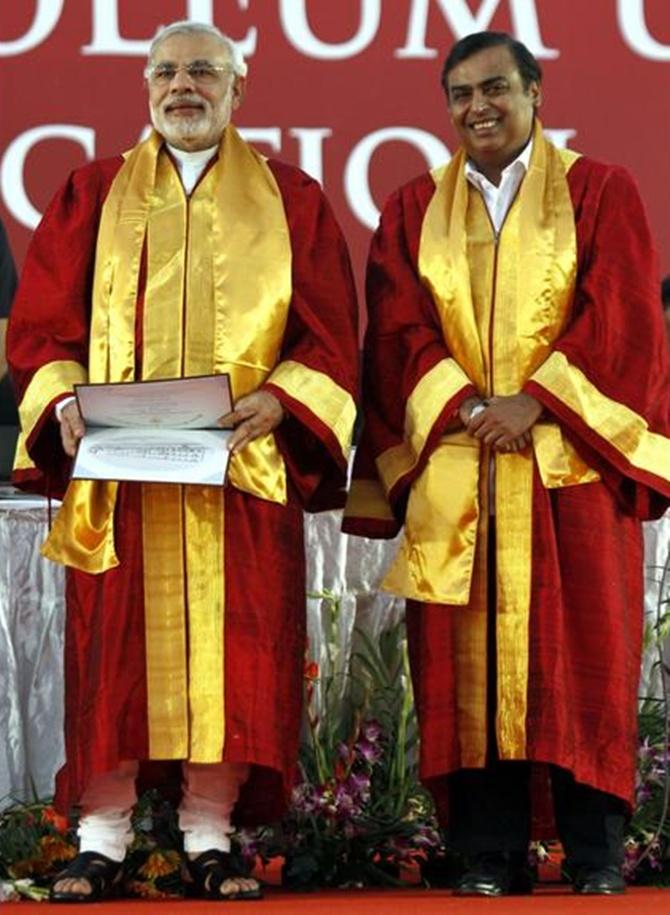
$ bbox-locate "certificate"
[72,376,233,486]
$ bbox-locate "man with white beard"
[8,20,358,903]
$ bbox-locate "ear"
[529,80,542,109]
[232,75,246,110]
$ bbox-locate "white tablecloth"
[1,498,667,809]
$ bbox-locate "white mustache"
[165,94,205,110]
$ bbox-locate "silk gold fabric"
[381,124,592,762]
[43,125,294,761]
[268,360,356,460]
[531,351,670,484]
[15,361,88,471]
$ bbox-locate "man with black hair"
[345,30,670,897]
[661,275,670,345]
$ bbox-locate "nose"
[471,88,488,112]
[170,66,196,91]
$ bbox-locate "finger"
[230,430,254,454]
[64,416,85,440]
[467,411,490,434]
[220,406,256,427]
[228,418,259,453]
[61,425,76,457]
[483,429,506,446]
[218,411,238,428]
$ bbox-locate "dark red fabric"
[354,157,668,816]
[9,149,358,820]
[342,172,477,537]
[523,157,670,517]
[407,472,644,821]
[56,483,306,825]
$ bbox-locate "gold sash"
[43,126,292,570]
[43,125,293,760]
[382,123,598,761]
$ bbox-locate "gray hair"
[148,21,248,77]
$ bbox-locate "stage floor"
[2,886,668,913]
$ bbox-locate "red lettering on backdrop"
[1,0,669,329]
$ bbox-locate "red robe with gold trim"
[344,155,670,818]
[9,154,358,821]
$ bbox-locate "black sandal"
[185,849,263,901]
[49,850,124,903]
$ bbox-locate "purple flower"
[346,771,371,802]
[333,783,361,819]
[412,826,441,849]
[291,782,320,814]
[360,720,383,743]
[355,739,383,765]
[337,742,351,762]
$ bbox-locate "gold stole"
[384,123,597,763]
[43,125,292,760]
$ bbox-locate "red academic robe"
[345,156,670,819]
[8,154,359,822]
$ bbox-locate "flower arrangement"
[239,606,442,888]
[2,585,669,897]
[0,802,75,901]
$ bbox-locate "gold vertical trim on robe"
[390,122,581,764]
[140,150,192,758]
[492,134,578,758]
[45,125,294,762]
[184,485,226,761]
[142,484,189,758]
[454,465,490,768]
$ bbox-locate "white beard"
[149,85,234,150]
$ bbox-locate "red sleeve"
[7,158,121,494]
[264,160,359,511]
[344,175,477,536]
[524,159,670,518]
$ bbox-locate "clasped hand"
[459,393,542,452]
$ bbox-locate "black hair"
[662,275,670,311]
[441,31,542,95]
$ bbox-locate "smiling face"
[445,44,541,184]
[147,32,245,151]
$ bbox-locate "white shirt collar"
[464,135,534,233]
[167,143,218,167]
[464,135,533,189]
[166,143,218,195]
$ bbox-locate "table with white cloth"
[1,497,668,810]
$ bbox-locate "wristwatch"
[468,401,488,421]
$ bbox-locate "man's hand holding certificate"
[70,376,234,485]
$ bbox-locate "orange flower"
[127,879,181,900]
[41,806,70,834]
[304,661,319,680]
[139,850,181,879]
[9,859,35,879]
[39,835,77,867]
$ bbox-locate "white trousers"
[77,761,250,861]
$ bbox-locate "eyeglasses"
[145,62,232,86]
